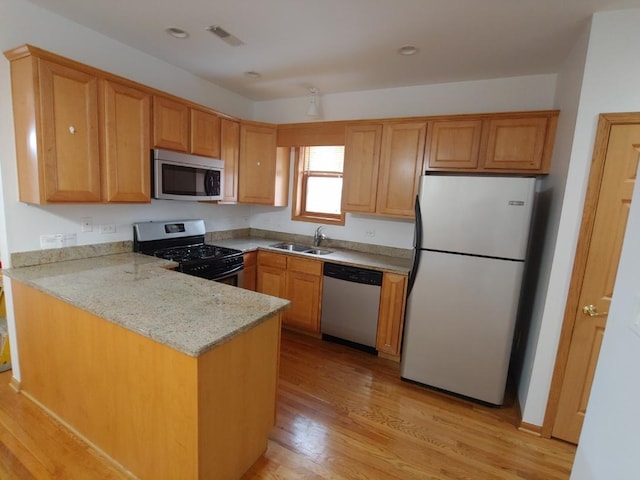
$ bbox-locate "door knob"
[582,304,608,317]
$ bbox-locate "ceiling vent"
[206,25,244,46]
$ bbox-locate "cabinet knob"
[256,161,261,166]
[69,126,76,134]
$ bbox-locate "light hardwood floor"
[0,329,575,479]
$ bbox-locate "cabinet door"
[102,79,151,202]
[238,123,278,205]
[242,251,257,291]
[427,119,482,170]
[284,257,322,333]
[190,109,221,158]
[257,252,287,298]
[482,117,548,171]
[153,96,189,152]
[39,59,101,202]
[376,273,407,357]
[221,118,240,203]
[342,124,382,213]
[376,122,426,217]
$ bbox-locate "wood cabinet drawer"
[257,251,287,269]
[287,257,322,275]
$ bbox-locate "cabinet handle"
[69,125,76,134]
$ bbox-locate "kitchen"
[1,1,640,479]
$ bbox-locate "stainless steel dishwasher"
[321,262,383,353]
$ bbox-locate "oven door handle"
[212,263,244,280]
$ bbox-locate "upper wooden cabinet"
[238,122,288,206]
[377,122,427,217]
[8,55,101,203]
[102,79,151,202]
[152,96,189,152]
[190,108,221,158]
[425,112,558,174]
[342,124,382,214]
[152,96,222,158]
[343,121,426,218]
[220,118,240,203]
[427,119,482,170]
[482,116,550,171]
[5,45,150,204]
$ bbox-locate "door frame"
[542,112,640,438]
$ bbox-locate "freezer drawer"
[401,250,524,405]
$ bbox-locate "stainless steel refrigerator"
[401,174,536,405]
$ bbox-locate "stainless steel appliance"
[152,148,224,201]
[401,175,536,405]
[133,219,244,286]
[321,262,382,354]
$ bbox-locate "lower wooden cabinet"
[257,251,322,334]
[242,251,257,291]
[376,272,408,358]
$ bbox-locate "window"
[292,145,345,225]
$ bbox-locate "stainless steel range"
[133,219,244,286]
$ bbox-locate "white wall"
[520,8,640,430]
[517,22,591,422]
[254,74,557,124]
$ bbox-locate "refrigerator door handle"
[407,195,422,297]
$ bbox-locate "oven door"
[214,266,245,288]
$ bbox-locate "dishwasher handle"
[323,262,383,286]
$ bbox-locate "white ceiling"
[25,0,640,101]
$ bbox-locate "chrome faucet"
[313,226,326,247]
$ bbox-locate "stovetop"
[133,220,243,266]
[153,244,241,263]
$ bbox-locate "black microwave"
[152,148,224,201]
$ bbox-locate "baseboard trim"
[9,376,21,392]
[518,421,543,436]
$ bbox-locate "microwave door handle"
[204,171,215,196]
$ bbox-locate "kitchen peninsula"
[2,253,290,479]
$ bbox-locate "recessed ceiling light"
[398,45,418,56]
[165,27,189,39]
[244,71,261,79]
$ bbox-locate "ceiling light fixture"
[165,27,189,39]
[398,45,418,56]
[206,25,244,46]
[306,87,321,117]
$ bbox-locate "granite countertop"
[2,253,289,357]
[211,237,413,274]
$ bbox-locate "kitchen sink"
[306,248,332,255]
[270,242,311,252]
[269,242,332,255]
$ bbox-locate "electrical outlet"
[81,217,93,232]
[365,229,376,238]
[100,224,116,234]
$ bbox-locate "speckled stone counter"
[210,237,413,275]
[2,252,290,357]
